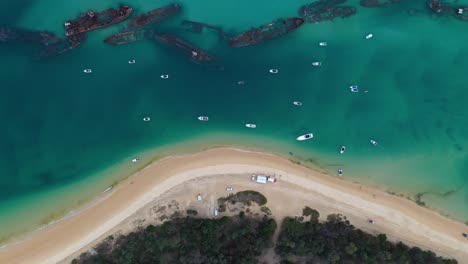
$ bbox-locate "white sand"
[1,148,467,263]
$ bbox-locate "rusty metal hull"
[427,0,468,20]
[64,5,134,36]
[299,0,347,16]
[230,17,305,48]
[0,27,61,45]
[304,6,357,23]
[360,0,401,8]
[127,3,181,28]
[181,20,228,39]
[155,34,216,64]
[104,30,156,45]
[39,33,87,58]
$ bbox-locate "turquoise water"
[1,0,468,241]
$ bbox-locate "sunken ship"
[39,34,87,58]
[299,0,347,16]
[64,5,133,36]
[300,6,356,23]
[0,27,61,46]
[127,3,181,28]
[104,30,157,45]
[427,0,468,20]
[230,17,304,48]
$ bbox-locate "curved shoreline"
[0,148,467,263]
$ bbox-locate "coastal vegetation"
[276,209,457,264]
[73,206,457,264]
[72,214,276,264]
[217,190,268,213]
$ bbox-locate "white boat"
[197,116,209,121]
[293,101,303,106]
[269,69,279,74]
[160,74,169,79]
[128,59,136,64]
[131,158,140,163]
[312,62,322,66]
[319,42,328,46]
[365,33,373,39]
[103,186,113,193]
[83,69,92,73]
[143,117,151,122]
[340,146,346,154]
[237,80,245,85]
[370,139,378,146]
[245,123,256,128]
[296,133,314,141]
[338,169,343,177]
[349,85,359,93]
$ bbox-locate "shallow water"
[1,0,468,240]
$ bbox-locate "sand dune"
[0,148,467,264]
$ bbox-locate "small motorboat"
[293,101,303,106]
[103,186,113,193]
[237,80,245,85]
[160,74,169,79]
[83,69,92,73]
[340,146,346,154]
[319,42,327,46]
[370,139,378,146]
[198,116,209,121]
[365,33,373,39]
[312,62,322,66]
[245,123,256,128]
[338,169,343,177]
[143,117,151,122]
[349,85,359,93]
[296,133,314,141]
[128,59,136,64]
[131,158,140,163]
[269,69,279,74]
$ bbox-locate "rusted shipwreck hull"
[181,20,228,39]
[230,17,304,48]
[64,5,133,36]
[155,34,216,64]
[39,34,87,58]
[360,0,401,8]
[0,27,61,45]
[127,3,181,28]
[427,0,468,20]
[303,6,356,23]
[299,0,347,16]
[104,30,157,45]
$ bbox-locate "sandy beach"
[0,148,467,264]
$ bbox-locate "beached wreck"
[127,3,181,28]
[360,0,401,8]
[230,17,304,48]
[64,5,133,36]
[39,33,87,58]
[181,20,228,39]
[427,0,468,20]
[0,27,61,46]
[104,30,157,45]
[302,6,356,23]
[155,34,216,64]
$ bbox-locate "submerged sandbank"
[0,148,467,264]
